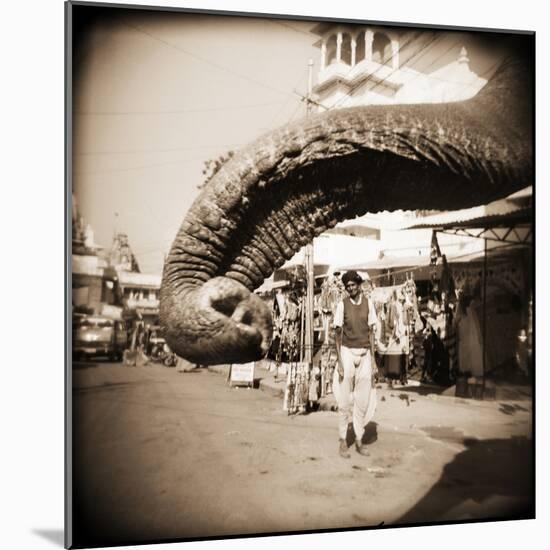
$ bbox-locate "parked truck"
[73,314,128,361]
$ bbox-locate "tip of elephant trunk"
[160,276,273,366]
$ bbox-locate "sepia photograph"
[67,1,534,548]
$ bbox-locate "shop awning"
[415,212,531,244]
[338,255,431,272]
[404,208,530,229]
[398,190,532,244]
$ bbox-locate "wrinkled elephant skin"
[160,51,533,366]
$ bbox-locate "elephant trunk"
[160,54,532,366]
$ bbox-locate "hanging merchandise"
[283,361,310,414]
[418,288,456,386]
[319,340,337,397]
[430,230,442,265]
[269,266,312,414]
[319,275,346,317]
[308,364,321,406]
[266,286,303,384]
[403,275,424,367]
[441,290,457,379]
[451,260,524,299]
[412,322,429,380]
[283,289,310,414]
[378,288,410,386]
[429,230,446,298]
[403,275,423,329]
[371,278,425,386]
[316,275,346,397]
[280,292,302,361]
[429,244,457,384]
[515,294,533,377]
[439,255,455,297]
[268,292,283,368]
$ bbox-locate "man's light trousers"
[333,346,377,441]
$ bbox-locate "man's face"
[345,281,361,299]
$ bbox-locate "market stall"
[370,279,423,386]
[400,193,533,397]
[256,265,323,414]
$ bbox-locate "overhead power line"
[268,19,315,37]
[74,101,287,116]
[287,99,306,124]
[75,142,245,157]
[330,32,500,112]
[327,31,425,110]
[330,31,439,110]
[387,38,477,93]
[74,156,208,177]
[369,34,445,94]
[265,68,308,129]
[123,21,294,98]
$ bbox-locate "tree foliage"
[198,150,235,189]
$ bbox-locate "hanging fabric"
[439,254,455,297]
[430,230,442,265]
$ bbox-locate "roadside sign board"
[229,362,255,387]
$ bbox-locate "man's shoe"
[339,439,351,458]
[355,441,370,456]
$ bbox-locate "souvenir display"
[283,361,311,414]
[376,287,411,385]
[316,275,347,396]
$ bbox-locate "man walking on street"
[333,270,378,458]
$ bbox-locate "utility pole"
[482,236,487,397]
[304,58,315,367]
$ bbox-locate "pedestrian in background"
[454,284,484,378]
[333,270,378,458]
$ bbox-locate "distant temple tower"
[110,233,141,273]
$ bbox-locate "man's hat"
[342,270,363,286]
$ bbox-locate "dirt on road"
[71,362,533,548]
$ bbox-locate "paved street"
[71,361,533,547]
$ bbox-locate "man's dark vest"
[342,296,371,348]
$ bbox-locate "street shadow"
[32,528,64,547]
[72,361,100,369]
[363,421,379,445]
[74,380,154,394]
[395,436,533,525]
[389,384,450,397]
[498,403,530,415]
[74,382,131,394]
[345,422,378,446]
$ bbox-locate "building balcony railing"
[315,59,405,92]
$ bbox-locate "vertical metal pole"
[300,293,305,364]
[113,211,119,246]
[482,237,488,394]
[304,59,315,367]
[304,246,314,365]
[307,58,314,116]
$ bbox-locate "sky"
[72,7,512,275]
[73,10,319,273]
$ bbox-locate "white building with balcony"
[298,23,509,283]
[311,23,487,109]
[117,270,161,324]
